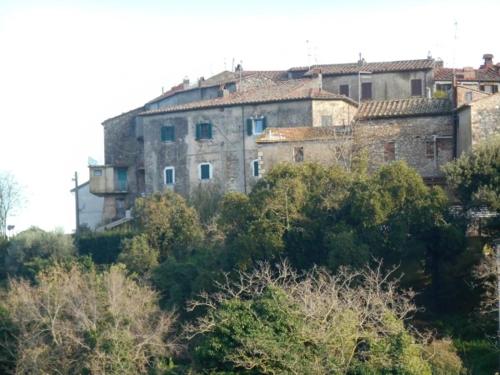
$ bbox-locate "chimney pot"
[481,54,494,68]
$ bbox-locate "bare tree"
[3,264,178,374]
[184,261,448,374]
[0,172,22,236]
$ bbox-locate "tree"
[3,263,177,374]
[0,172,22,237]
[443,135,500,212]
[133,191,203,261]
[118,234,159,275]
[4,227,76,279]
[185,262,456,374]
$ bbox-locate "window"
[321,115,333,127]
[480,85,485,92]
[246,117,267,135]
[436,84,452,92]
[465,91,473,103]
[339,84,349,97]
[164,167,175,185]
[196,123,213,140]
[252,159,260,177]
[294,146,304,163]
[411,79,423,96]
[384,142,395,162]
[93,169,102,177]
[161,126,175,142]
[199,163,212,180]
[426,140,435,159]
[492,85,499,94]
[116,168,128,191]
[361,82,372,100]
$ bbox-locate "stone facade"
[355,115,454,178]
[457,93,500,156]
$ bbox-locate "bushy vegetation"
[0,138,498,374]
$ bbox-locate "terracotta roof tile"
[289,59,437,75]
[140,82,355,116]
[256,126,348,143]
[147,70,288,104]
[356,98,452,120]
[434,67,500,82]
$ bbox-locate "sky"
[0,0,499,234]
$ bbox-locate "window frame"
[411,79,423,97]
[196,123,213,140]
[247,116,267,136]
[198,162,213,180]
[339,84,350,97]
[161,125,175,142]
[252,159,260,177]
[361,82,372,100]
[164,166,175,186]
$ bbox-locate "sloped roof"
[147,70,288,105]
[434,67,500,82]
[289,59,437,75]
[356,98,452,120]
[140,82,356,116]
[256,126,346,143]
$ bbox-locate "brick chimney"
[480,54,494,69]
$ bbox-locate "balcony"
[89,165,128,196]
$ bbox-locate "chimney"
[480,54,494,69]
[310,68,323,89]
[357,52,366,66]
[183,76,190,89]
[235,63,243,73]
[198,76,205,87]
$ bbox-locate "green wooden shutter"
[246,119,253,136]
[195,124,200,140]
[161,127,166,141]
[208,123,213,139]
[262,117,267,130]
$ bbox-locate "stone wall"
[355,115,454,177]
[469,94,500,149]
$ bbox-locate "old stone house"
[88,55,499,225]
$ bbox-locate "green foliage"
[189,182,224,224]
[4,227,76,279]
[423,339,464,375]
[134,191,203,261]
[443,135,500,211]
[118,233,159,275]
[76,229,134,264]
[189,263,441,375]
[0,304,16,374]
[454,339,500,375]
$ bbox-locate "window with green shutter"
[164,167,175,185]
[196,123,212,140]
[247,117,267,136]
[199,163,212,180]
[161,126,175,142]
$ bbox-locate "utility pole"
[73,172,80,235]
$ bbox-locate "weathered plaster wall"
[312,100,357,127]
[355,115,454,177]
[457,107,472,156]
[141,100,316,197]
[75,183,104,230]
[469,94,500,148]
[322,70,434,101]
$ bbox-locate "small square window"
[164,167,175,185]
[196,123,213,140]
[254,118,265,134]
[199,163,212,180]
[294,147,304,163]
[161,126,175,142]
[93,169,102,177]
[339,84,349,97]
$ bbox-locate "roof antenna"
[306,40,312,67]
[231,57,235,72]
[224,57,227,71]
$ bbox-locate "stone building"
[88,55,500,226]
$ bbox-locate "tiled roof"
[140,82,355,116]
[102,106,146,124]
[289,59,437,75]
[256,126,348,143]
[355,98,452,120]
[147,70,288,104]
[434,67,500,82]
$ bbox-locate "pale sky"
[1,0,498,233]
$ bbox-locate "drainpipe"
[242,105,247,194]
